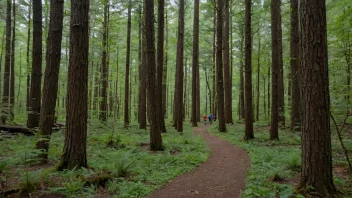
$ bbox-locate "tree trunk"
[163,7,168,119]
[256,36,261,121]
[174,0,184,132]
[157,0,167,132]
[99,2,109,122]
[139,7,147,129]
[216,0,226,132]
[290,0,300,131]
[239,22,245,120]
[212,3,216,115]
[244,0,253,139]
[1,0,11,125]
[268,65,271,117]
[28,0,43,128]
[137,6,141,123]
[124,0,132,127]
[59,0,89,170]
[145,0,163,151]
[10,0,15,120]
[223,0,232,124]
[277,4,285,126]
[191,0,199,127]
[299,0,337,195]
[0,27,5,100]
[270,0,279,140]
[36,0,64,163]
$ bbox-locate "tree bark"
[223,0,232,124]
[1,0,12,124]
[174,0,184,132]
[28,0,43,128]
[239,22,245,120]
[0,27,5,100]
[212,3,216,115]
[256,36,261,121]
[268,65,271,117]
[163,7,168,119]
[290,0,301,131]
[145,0,163,151]
[216,0,226,132]
[278,10,285,126]
[59,0,89,170]
[99,2,109,122]
[36,0,64,163]
[157,0,167,132]
[139,6,147,129]
[244,0,253,139]
[124,0,132,127]
[299,0,337,195]
[270,0,279,140]
[10,0,15,120]
[191,0,199,127]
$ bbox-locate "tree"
[59,0,89,170]
[299,0,337,196]
[290,0,300,130]
[174,0,184,132]
[138,5,146,129]
[124,0,132,127]
[270,0,279,140]
[239,22,245,120]
[244,0,253,139]
[26,0,31,113]
[157,0,167,132]
[191,0,199,127]
[10,0,16,119]
[223,0,232,124]
[28,0,43,128]
[99,2,109,122]
[216,0,226,132]
[1,0,11,124]
[36,0,64,163]
[277,6,285,126]
[145,0,163,151]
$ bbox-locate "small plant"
[114,155,136,177]
[287,155,301,171]
[62,179,84,196]
[0,160,8,173]
[18,170,41,196]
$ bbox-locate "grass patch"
[208,123,352,198]
[0,120,209,197]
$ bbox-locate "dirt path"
[148,125,250,198]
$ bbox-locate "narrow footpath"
[148,125,250,198]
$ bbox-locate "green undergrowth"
[0,120,209,197]
[208,121,352,198]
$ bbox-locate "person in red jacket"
[203,115,207,125]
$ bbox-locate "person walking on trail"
[203,115,207,125]
[208,113,213,124]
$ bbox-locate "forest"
[0,0,351,197]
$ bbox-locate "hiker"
[208,113,213,124]
[203,115,207,125]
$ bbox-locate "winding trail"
[149,125,250,198]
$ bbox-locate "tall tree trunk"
[124,0,132,127]
[163,7,168,119]
[99,2,109,122]
[174,0,184,132]
[145,0,163,151]
[244,0,253,139]
[223,0,232,124]
[59,0,89,170]
[216,0,226,132]
[270,0,279,140]
[10,0,15,120]
[28,0,43,128]
[239,22,245,120]
[290,0,300,130]
[277,4,285,126]
[212,3,216,115]
[183,58,187,120]
[191,0,199,127]
[36,0,64,163]
[1,0,12,125]
[263,75,266,119]
[157,0,167,132]
[299,0,337,195]
[256,36,261,121]
[0,27,5,99]
[139,8,147,129]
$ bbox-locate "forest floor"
[148,125,250,198]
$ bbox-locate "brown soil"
[148,125,250,198]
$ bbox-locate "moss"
[83,172,112,188]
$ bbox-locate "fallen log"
[0,125,34,135]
